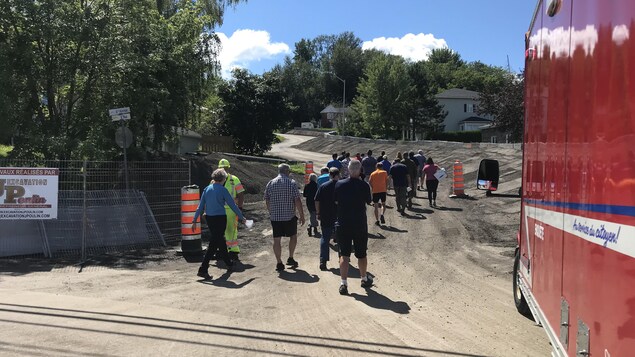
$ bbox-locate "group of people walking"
[191,151,442,296]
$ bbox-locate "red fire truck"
[478,1,635,356]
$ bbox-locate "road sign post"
[109,107,132,191]
[120,118,129,191]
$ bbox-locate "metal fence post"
[81,160,88,262]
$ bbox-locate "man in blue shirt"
[326,153,342,170]
[314,167,340,271]
[192,169,246,279]
[334,160,373,295]
[381,155,392,189]
[316,167,330,186]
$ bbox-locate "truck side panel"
[561,0,635,355]
[523,0,572,341]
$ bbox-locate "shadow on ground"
[278,268,319,283]
[0,246,178,276]
[350,289,411,315]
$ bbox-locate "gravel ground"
[0,134,551,357]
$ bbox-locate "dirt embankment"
[189,153,282,203]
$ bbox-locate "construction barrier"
[181,185,203,254]
[304,161,314,184]
[449,160,466,198]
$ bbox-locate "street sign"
[115,127,133,149]
[108,107,130,116]
[110,113,131,122]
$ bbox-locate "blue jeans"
[320,224,335,262]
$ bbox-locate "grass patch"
[273,134,285,144]
[273,163,305,175]
[289,163,305,175]
[0,145,13,158]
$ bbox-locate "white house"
[320,105,351,128]
[435,88,492,132]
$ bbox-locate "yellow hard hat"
[218,159,230,168]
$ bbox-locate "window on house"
[464,103,477,113]
[491,136,498,143]
[327,112,334,119]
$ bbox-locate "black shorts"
[271,217,298,238]
[337,225,368,259]
[372,192,387,203]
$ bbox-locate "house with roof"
[320,105,351,128]
[435,88,492,132]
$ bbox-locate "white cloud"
[362,33,448,61]
[217,29,290,78]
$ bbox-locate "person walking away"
[369,162,389,226]
[317,167,330,186]
[193,169,246,280]
[389,158,410,215]
[218,159,245,260]
[264,164,306,272]
[340,153,351,179]
[422,158,441,207]
[414,150,427,190]
[314,168,340,271]
[381,155,392,190]
[327,153,342,170]
[403,152,418,207]
[303,173,319,237]
[361,150,377,183]
[334,160,373,295]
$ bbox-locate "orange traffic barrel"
[181,185,203,254]
[450,160,466,197]
[304,161,314,184]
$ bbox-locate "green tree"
[0,0,240,159]
[277,32,366,127]
[217,69,294,155]
[352,53,414,139]
[477,73,524,141]
[453,61,508,93]
[408,61,447,137]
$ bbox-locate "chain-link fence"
[0,159,190,259]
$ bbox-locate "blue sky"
[216,1,539,78]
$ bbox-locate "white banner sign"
[0,167,59,219]
[108,107,130,116]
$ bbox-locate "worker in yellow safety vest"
[218,159,245,260]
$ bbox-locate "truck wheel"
[513,250,532,318]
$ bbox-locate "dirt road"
[268,133,331,168]
[0,134,550,356]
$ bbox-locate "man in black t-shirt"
[361,150,377,182]
[334,160,373,295]
[403,151,418,208]
[389,158,410,215]
[314,167,340,271]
